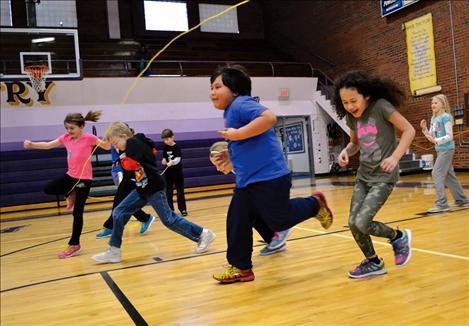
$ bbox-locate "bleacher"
[0,137,235,208]
[78,37,304,78]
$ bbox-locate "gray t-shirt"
[346,98,399,184]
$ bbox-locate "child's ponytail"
[64,110,102,127]
[84,110,102,122]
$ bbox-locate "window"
[0,0,13,26]
[199,3,239,34]
[35,0,77,28]
[144,1,188,32]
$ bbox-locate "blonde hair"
[432,94,453,121]
[64,110,101,127]
[104,121,133,140]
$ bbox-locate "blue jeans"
[110,189,203,248]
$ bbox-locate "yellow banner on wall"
[404,13,437,95]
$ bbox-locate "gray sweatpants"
[349,180,396,258]
[432,149,468,208]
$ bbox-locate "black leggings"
[102,177,151,229]
[44,174,91,246]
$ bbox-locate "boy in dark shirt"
[92,122,215,263]
[161,129,187,216]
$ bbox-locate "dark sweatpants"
[227,173,320,270]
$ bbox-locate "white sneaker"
[195,229,216,254]
[448,201,469,208]
[92,246,122,263]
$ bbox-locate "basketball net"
[25,65,49,93]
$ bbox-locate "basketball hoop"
[24,65,49,93]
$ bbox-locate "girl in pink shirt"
[24,111,110,259]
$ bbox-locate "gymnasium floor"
[1,172,468,326]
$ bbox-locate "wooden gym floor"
[1,173,468,326]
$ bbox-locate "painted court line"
[294,226,469,261]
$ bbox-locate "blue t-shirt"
[430,113,454,151]
[223,96,290,188]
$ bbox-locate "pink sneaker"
[58,245,81,259]
[66,191,76,211]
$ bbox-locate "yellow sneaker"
[312,191,333,229]
[213,265,255,284]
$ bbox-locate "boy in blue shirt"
[209,65,333,283]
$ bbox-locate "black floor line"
[0,210,441,294]
[1,198,233,223]
[415,207,469,216]
[0,229,348,293]
[0,203,229,257]
[0,228,101,257]
[3,181,467,223]
[101,272,148,326]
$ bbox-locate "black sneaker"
[181,210,188,216]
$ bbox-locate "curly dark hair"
[332,71,404,119]
[210,64,251,96]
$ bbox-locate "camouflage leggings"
[349,180,396,258]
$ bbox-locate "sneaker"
[213,265,255,283]
[96,228,112,239]
[195,229,216,254]
[391,228,412,266]
[259,243,287,256]
[312,191,333,229]
[427,206,450,213]
[267,229,292,250]
[139,215,155,234]
[66,191,76,211]
[180,210,188,216]
[348,258,387,279]
[448,201,469,208]
[57,244,81,259]
[92,246,121,263]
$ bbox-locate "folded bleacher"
[0,137,235,208]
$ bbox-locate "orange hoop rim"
[24,65,49,78]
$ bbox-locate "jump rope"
[62,0,250,201]
[65,124,469,201]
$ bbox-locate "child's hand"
[24,140,32,149]
[161,158,167,166]
[419,119,427,130]
[166,160,173,167]
[337,149,349,167]
[218,128,240,140]
[380,156,398,173]
[210,150,233,174]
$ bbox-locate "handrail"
[0,58,315,78]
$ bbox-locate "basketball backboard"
[0,28,81,80]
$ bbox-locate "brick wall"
[262,0,469,168]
